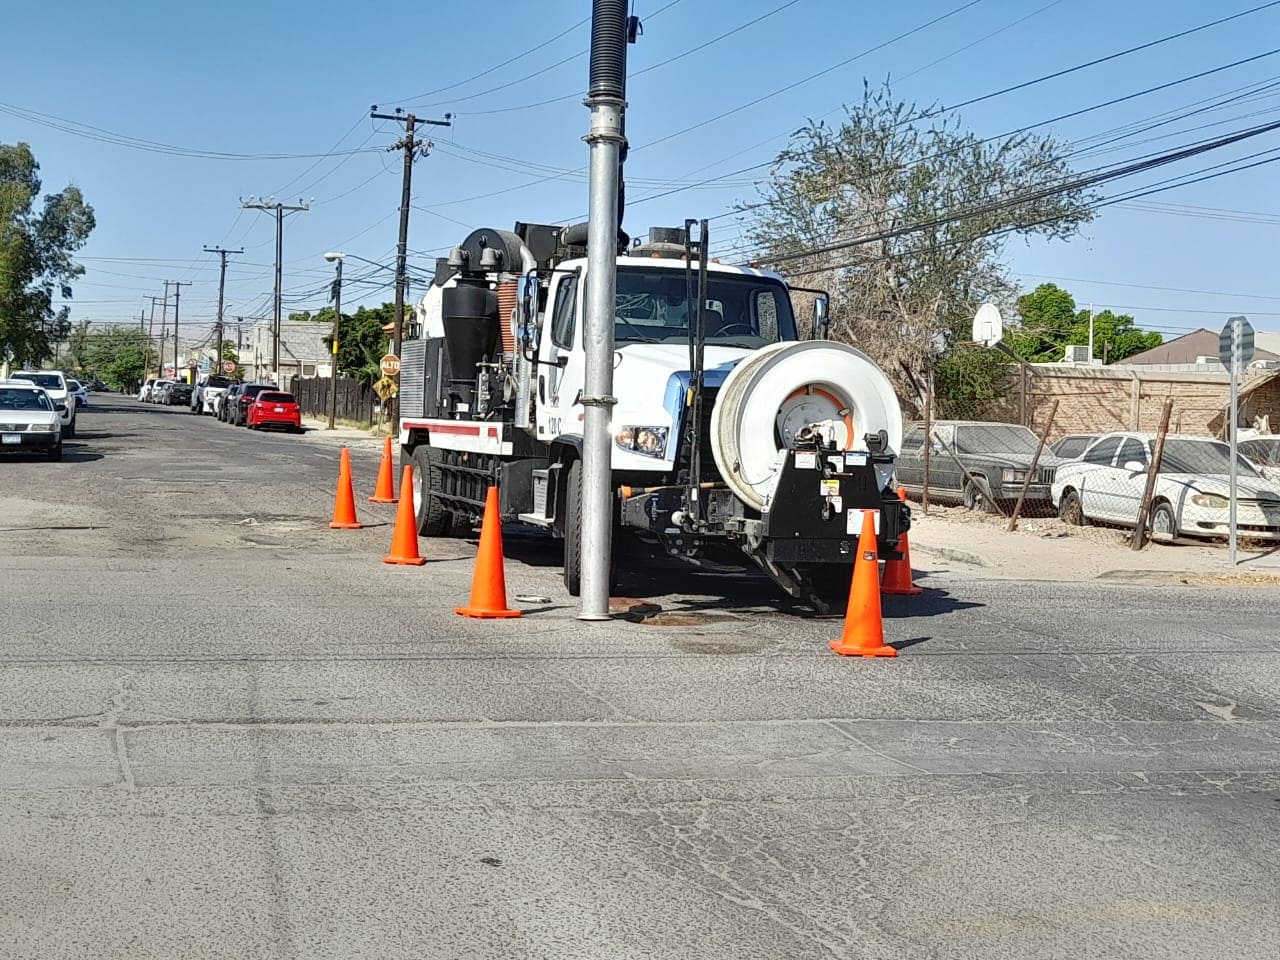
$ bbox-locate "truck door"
[536,270,581,443]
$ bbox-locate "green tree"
[66,318,92,373]
[82,327,152,391]
[289,303,391,383]
[1010,282,1162,362]
[0,143,95,367]
[738,82,1096,415]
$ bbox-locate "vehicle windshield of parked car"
[0,388,52,410]
[1241,438,1280,466]
[15,373,62,391]
[204,376,234,389]
[67,379,82,390]
[1161,439,1261,477]
[259,392,294,403]
[955,424,1039,456]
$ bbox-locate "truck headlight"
[1002,468,1027,482]
[1191,493,1228,508]
[615,425,669,458]
[46,422,61,433]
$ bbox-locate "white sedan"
[1051,432,1280,542]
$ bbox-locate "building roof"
[1121,327,1280,366]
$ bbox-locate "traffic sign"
[1219,315,1255,371]
[222,360,236,373]
[379,353,401,377]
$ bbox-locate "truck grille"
[400,339,427,419]
[679,387,720,482]
[0,423,31,432]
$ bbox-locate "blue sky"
[5,0,1280,342]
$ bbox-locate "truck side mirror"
[811,296,829,340]
[1123,460,1146,474]
[518,274,541,351]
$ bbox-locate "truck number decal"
[547,416,562,436]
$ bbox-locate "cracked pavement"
[1,395,1278,959]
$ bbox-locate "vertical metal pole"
[922,371,932,515]
[578,0,628,621]
[173,283,181,381]
[328,258,342,430]
[1229,317,1240,566]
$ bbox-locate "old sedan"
[895,420,1063,512]
[1052,432,1280,542]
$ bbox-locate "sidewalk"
[297,416,389,449]
[909,504,1280,584]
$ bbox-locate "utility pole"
[369,106,452,418]
[160,283,172,378]
[578,0,632,620]
[204,245,242,373]
[242,198,309,385]
[168,281,192,382]
[147,295,163,380]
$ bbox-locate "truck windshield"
[204,376,233,389]
[614,266,797,347]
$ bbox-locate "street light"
[323,252,344,430]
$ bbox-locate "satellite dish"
[973,303,1003,348]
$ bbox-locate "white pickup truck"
[192,374,235,415]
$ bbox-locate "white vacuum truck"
[398,221,909,610]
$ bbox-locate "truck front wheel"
[563,458,583,596]
[411,446,453,537]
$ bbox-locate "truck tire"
[563,458,583,596]
[411,446,452,537]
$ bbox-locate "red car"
[246,391,303,432]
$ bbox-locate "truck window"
[613,266,798,346]
[550,274,578,349]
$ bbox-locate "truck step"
[530,467,551,520]
[516,512,555,528]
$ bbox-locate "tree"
[66,319,92,373]
[1010,282,1162,363]
[289,303,391,383]
[81,327,152,391]
[738,83,1096,415]
[0,143,95,367]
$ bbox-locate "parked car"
[895,420,1064,512]
[138,377,157,401]
[1240,436,1280,481]
[1049,434,1099,461]
[150,379,175,403]
[192,374,234,415]
[229,384,276,426]
[1051,432,1280,542]
[10,370,75,438]
[166,381,194,406]
[88,378,107,392]
[216,383,244,421]
[0,380,65,460]
[246,391,303,432]
[66,378,89,409]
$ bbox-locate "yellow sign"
[373,376,399,401]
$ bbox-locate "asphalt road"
[2,395,1278,959]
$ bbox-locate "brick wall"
[1015,365,1280,439]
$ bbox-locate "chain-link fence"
[897,363,1280,550]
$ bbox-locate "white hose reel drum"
[710,341,903,511]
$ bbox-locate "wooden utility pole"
[1132,399,1175,550]
[204,245,242,372]
[369,106,452,418]
[168,281,192,382]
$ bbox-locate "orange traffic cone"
[328,447,363,530]
[829,511,897,658]
[881,488,923,596]
[369,436,398,503]
[455,486,522,619]
[383,465,426,565]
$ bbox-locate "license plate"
[274,406,284,412]
[2,434,21,444]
